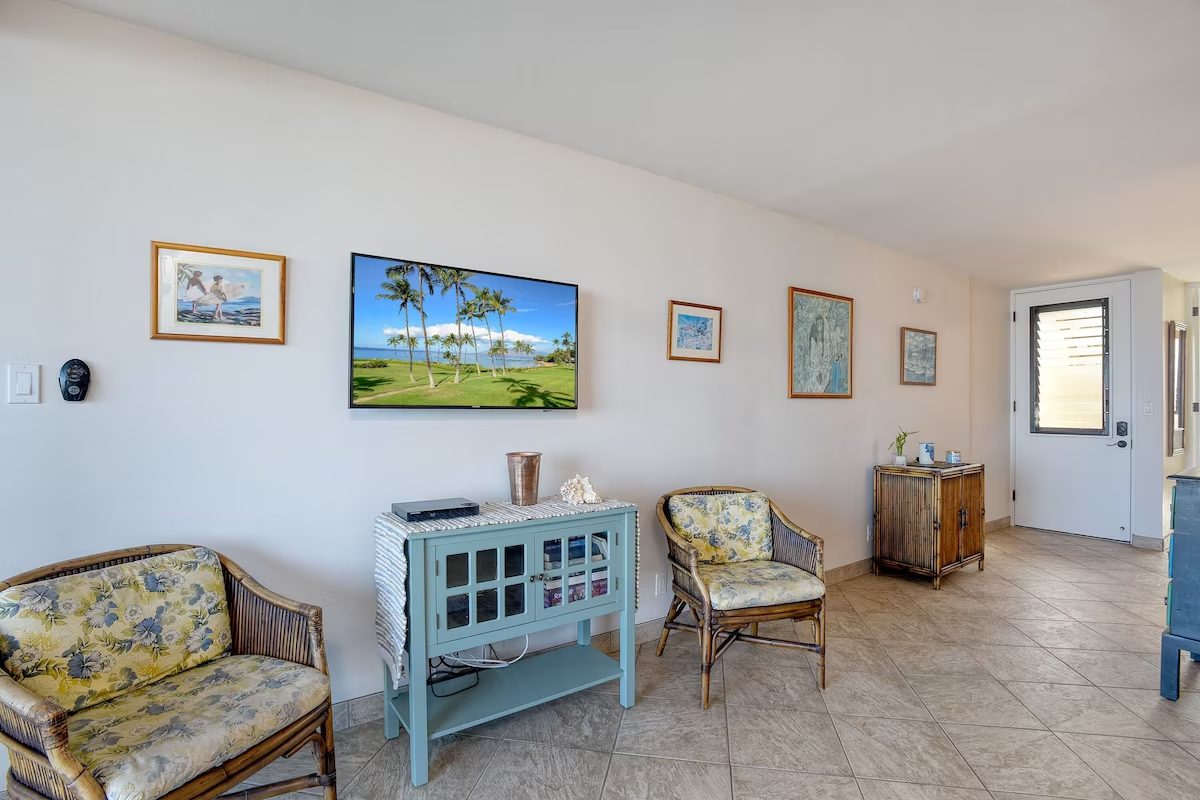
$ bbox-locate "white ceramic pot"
[892,454,907,466]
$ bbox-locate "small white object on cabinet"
[560,474,600,504]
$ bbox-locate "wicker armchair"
[656,487,825,708]
[0,545,335,800]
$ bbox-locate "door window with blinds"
[1029,298,1109,435]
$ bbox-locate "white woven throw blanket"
[375,497,640,687]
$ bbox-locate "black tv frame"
[349,252,579,410]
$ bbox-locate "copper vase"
[506,452,542,506]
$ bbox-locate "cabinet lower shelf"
[389,644,622,739]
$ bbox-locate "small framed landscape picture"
[152,241,286,344]
[667,300,723,363]
[900,327,937,385]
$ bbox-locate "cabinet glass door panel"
[591,566,609,598]
[476,549,497,583]
[446,594,469,629]
[446,553,469,588]
[504,545,524,578]
[534,523,620,619]
[433,534,534,642]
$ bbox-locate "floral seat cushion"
[0,547,233,711]
[666,492,773,563]
[696,560,825,610]
[68,654,330,800]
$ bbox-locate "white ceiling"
[60,0,1200,287]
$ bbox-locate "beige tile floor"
[199,528,1200,798]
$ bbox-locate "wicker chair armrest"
[666,554,707,605]
[0,674,65,757]
[769,505,824,581]
[657,512,711,606]
[221,557,327,675]
[0,674,105,800]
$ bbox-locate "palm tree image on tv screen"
[351,254,578,408]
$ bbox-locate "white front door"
[1012,279,1132,541]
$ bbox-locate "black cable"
[430,669,479,697]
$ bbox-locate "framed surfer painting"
[789,286,853,398]
[151,241,286,344]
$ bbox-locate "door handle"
[1107,441,1128,448]
[529,573,544,582]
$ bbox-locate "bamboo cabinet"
[873,463,985,588]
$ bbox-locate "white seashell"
[560,474,601,505]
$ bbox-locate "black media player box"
[392,498,480,523]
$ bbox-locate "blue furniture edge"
[1162,467,1200,700]
[382,506,638,785]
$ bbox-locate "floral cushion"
[68,654,329,800]
[0,547,233,711]
[666,492,773,563]
[696,560,825,610]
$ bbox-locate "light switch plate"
[1142,401,1155,416]
[7,364,40,404]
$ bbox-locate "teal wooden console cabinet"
[379,505,637,786]
[1163,469,1200,700]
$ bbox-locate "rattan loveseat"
[0,545,335,800]
[656,486,826,708]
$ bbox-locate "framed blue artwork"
[789,287,853,398]
[667,300,722,363]
[901,326,937,386]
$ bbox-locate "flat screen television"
[350,253,578,409]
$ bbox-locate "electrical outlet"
[654,573,664,596]
[866,523,873,543]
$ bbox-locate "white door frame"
[1010,274,1137,538]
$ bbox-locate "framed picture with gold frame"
[789,287,853,398]
[667,300,723,363]
[152,241,286,344]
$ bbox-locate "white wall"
[1162,272,1188,531]
[1,0,994,710]
[969,279,1012,522]
[1130,269,1188,543]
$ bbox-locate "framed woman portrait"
[151,241,286,344]
[789,286,853,398]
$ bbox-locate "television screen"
[350,253,578,409]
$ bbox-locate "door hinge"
[1192,305,1198,317]
[1193,402,1199,413]
[614,576,619,591]
[1012,400,1017,412]
[1012,490,1016,502]
[436,613,441,629]
[1012,311,1017,322]
[435,561,439,577]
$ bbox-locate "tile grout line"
[465,730,504,799]
[886,647,993,793]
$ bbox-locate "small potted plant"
[891,427,917,466]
